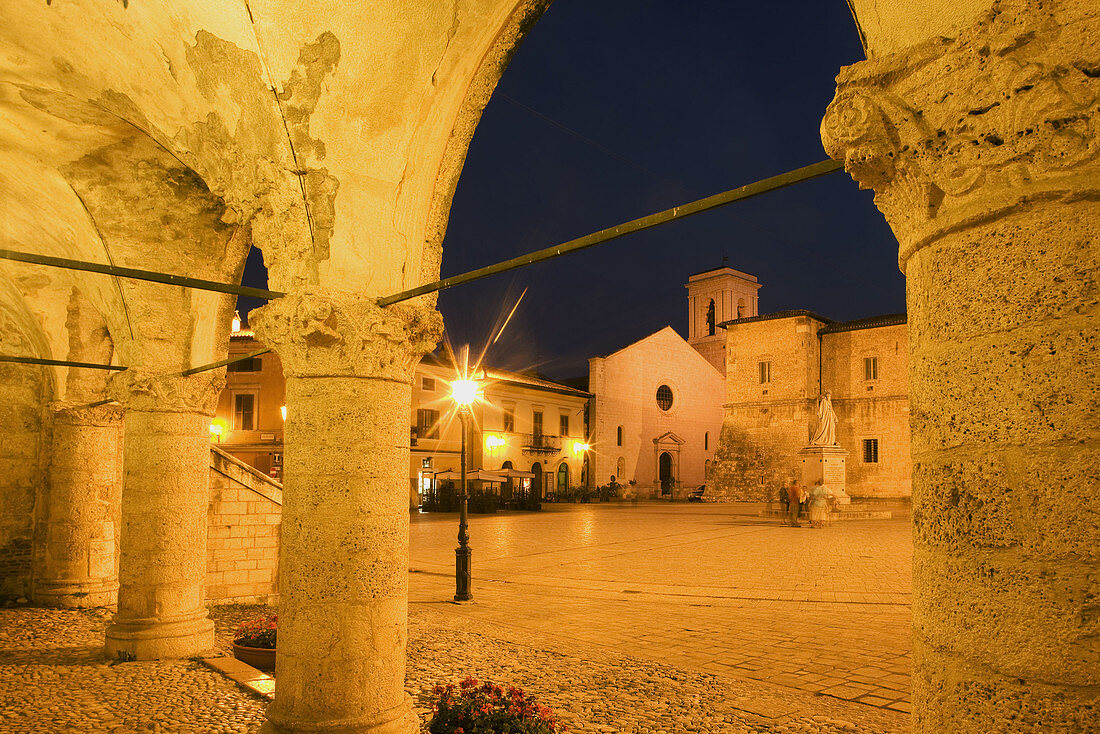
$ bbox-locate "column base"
[262,698,419,734]
[105,609,214,660]
[34,579,118,608]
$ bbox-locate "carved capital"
[108,370,224,415]
[250,293,442,380]
[50,401,124,427]
[821,0,1100,265]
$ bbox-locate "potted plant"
[232,613,277,671]
[428,677,564,734]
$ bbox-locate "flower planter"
[232,642,276,671]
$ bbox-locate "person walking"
[809,479,829,528]
[779,481,790,525]
[786,480,802,527]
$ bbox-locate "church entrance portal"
[659,452,673,495]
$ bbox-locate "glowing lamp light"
[280,405,287,421]
[450,378,480,407]
[231,310,242,333]
[485,434,506,450]
[573,441,591,455]
[209,418,227,442]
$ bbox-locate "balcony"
[521,433,560,456]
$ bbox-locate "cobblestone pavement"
[409,503,912,713]
[2,602,905,734]
[0,607,267,733]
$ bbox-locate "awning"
[488,468,536,479]
[433,469,506,482]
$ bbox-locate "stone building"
[588,326,725,499]
[709,310,911,501]
[211,326,591,506]
[0,2,1094,732]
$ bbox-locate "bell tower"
[685,264,761,373]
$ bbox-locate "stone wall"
[823,322,911,498]
[712,313,913,500]
[207,446,281,604]
[709,313,823,501]
[0,363,46,599]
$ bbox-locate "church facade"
[588,327,725,499]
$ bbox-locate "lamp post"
[573,441,591,500]
[451,377,479,602]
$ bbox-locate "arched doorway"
[659,452,673,495]
[556,462,569,498]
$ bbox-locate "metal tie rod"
[0,355,127,370]
[1,348,271,377]
[377,158,844,306]
[0,249,285,301]
[0,159,842,306]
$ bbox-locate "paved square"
[410,503,912,713]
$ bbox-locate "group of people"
[780,478,837,528]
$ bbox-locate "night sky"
[242,1,904,381]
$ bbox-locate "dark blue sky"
[243,1,904,380]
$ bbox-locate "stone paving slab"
[409,505,913,711]
[201,655,275,700]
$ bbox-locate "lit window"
[234,394,255,431]
[656,385,673,411]
[422,376,436,391]
[759,361,771,384]
[863,438,879,464]
[559,414,569,437]
[416,409,440,439]
[864,357,879,381]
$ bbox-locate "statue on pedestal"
[810,391,837,446]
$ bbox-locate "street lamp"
[451,377,480,602]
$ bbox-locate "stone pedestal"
[104,371,222,660]
[33,404,123,608]
[798,445,850,504]
[822,2,1100,729]
[252,294,441,734]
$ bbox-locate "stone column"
[251,294,441,734]
[33,403,124,608]
[104,370,223,660]
[822,2,1099,731]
